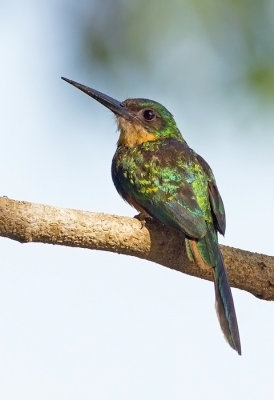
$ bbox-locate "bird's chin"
[116,115,132,134]
[116,116,157,148]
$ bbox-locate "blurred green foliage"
[78,0,274,101]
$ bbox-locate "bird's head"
[62,77,183,147]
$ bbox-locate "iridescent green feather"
[112,138,208,238]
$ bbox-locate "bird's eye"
[143,109,156,121]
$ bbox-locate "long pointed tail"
[213,249,241,354]
[186,233,241,355]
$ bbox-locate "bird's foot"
[134,212,153,229]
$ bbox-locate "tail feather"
[213,251,241,354]
[186,233,241,355]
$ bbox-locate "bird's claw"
[134,212,153,229]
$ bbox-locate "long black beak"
[61,77,132,119]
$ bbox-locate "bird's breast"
[111,145,148,200]
[111,140,188,205]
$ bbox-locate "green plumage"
[112,136,241,354]
[62,77,241,355]
[112,139,209,237]
[111,100,241,355]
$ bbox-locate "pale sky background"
[1,1,274,399]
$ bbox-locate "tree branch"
[0,197,273,300]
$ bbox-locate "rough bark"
[0,197,273,300]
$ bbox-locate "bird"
[61,76,241,355]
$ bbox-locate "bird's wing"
[121,170,208,239]
[133,160,208,239]
[196,154,226,235]
[154,196,208,239]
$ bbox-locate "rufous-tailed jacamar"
[62,76,241,355]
